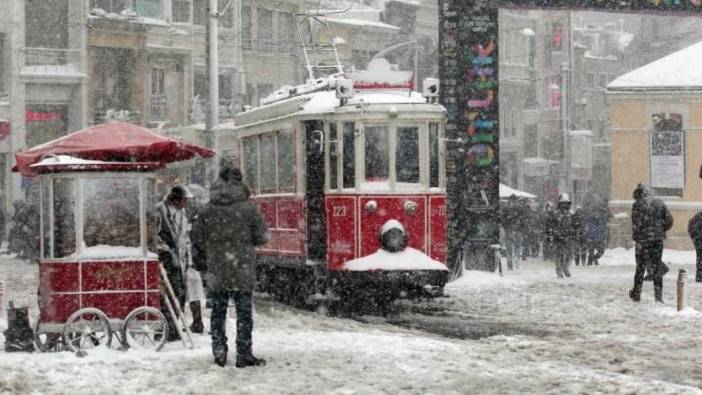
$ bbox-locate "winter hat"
[219,163,243,182]
[168,184,193,202]
[558,193,571,203]
[632,183,651,200]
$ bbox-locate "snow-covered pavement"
[1,249,702,394]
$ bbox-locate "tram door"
[304,120,326,261]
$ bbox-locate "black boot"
[189,301,204,334]
[236,354,267,368]
[214,351,228,367]
[629,289,640,302]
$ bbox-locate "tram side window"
[243,137,258,191]
[364,125,389,182]
[53,178,75,258]
[277,130,294,190]
[429,122,440,188]
[396,126,420,184]
[329,123,338,190]
[342,122,355,189]
[260,133,276,192]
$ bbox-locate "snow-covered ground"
[1,249,702,394]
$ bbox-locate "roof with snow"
[608,40,702,91]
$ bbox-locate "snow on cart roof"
[14,121,214,177]
[608,40,702,91]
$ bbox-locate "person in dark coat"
[687,211,702,282]
[584,199,609,266]
[191,164,269,368]
[629,183,672,303]
[542,201,555,261]
[547,193,573,278]
[500,194,524,270]
[156,185,195,341]
[8,200,39,260]
[571,206,587,266]
[0,200,5,249]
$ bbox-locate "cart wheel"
[63,308,113,352]
[122,307,168,352]
[34,320,66,352]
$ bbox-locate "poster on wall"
[650,130,685,189]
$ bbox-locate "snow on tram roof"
[230,88,441,129]
[300,90,432,114]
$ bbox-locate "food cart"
[13,122,215,352]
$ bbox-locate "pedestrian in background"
[500,194,524,271]
[571,206,587,266]
[584,198,609,266]
[548,193,573,278]
[688,210,702,282]
[629,183,672,303]
[191,164,269,368]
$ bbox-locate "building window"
[193,0,206,25]
[258,6,273,50]
[278,11,295,54]
[0,34,5,94]
[552,22,563,50]
[241,2,252,49]
[135,0,163,19]
[173,0,190,23]
[544,35,552,67]
[524,124,538,158]
[90,0,127,14]
[151,67,165,95]
[218,0,233,28]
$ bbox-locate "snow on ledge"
[343,247,448,271]
[31,155,112,167]
[68,245,157,260]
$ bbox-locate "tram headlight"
[379,219,408,253]
[404,201,418,215]
[365,200,378,213]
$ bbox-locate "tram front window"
[364,125,389,183]
[396,126,420,184]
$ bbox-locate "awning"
[14,121,215,177]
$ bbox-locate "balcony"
[21,48,85,83]
[242,39,299,56]
[189,97,238,123]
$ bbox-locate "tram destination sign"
[438,0,702,269]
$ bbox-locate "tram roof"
[231,89,443,129]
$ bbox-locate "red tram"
[216,60,449,308]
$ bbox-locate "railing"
[23,48,83,74]
[189,97,238,123]
[150,95,169,121]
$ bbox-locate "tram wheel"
[122,306,168,352]
[63,307,113,352]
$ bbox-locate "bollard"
[677,269,687,312]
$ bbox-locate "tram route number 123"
[333,206,347,217]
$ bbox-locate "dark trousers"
[554,239,571,277]
[633,240,664,300]
[211,289,253,357]
[694,239,702,282]
[586,239,606,265]
[572,238,587,265]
